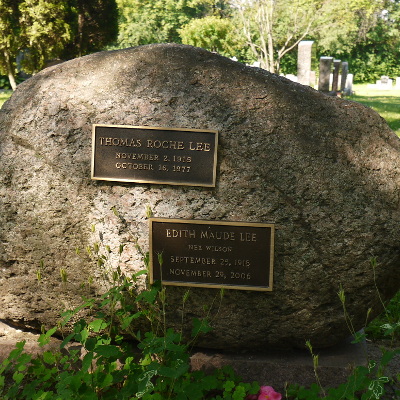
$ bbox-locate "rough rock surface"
[0,44,399,350]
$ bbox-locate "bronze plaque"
[149,219,275,291]
[91,124,218,187]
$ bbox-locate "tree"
[19,0,74,73]
[0,1,21,89]
[340,0,400,82]
[0,0,118,90]
[188,0,232,17]
[179,15,240,56]
[233,0,321,73]
[233,0,386,74]
[61,0,118,59]
[116,0,199,48]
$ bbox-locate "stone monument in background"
[297,41,314,86]
[318,56,334,92]
[0,44,399,351]
[332,59,341,93]
[340,62,349,92]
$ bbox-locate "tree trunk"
[78,13,84,58]
[8,71,17,91]
[3,50,17,90]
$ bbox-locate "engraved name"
[165,228,257,242]
[99,137,211,151]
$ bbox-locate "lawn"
[0,90,12,108]
[350,83,400,136]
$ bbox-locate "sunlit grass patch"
[0,90,12,108]
[351,84,400,136]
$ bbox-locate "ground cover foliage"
[0,213,399,400]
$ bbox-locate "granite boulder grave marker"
[0,44,399,350]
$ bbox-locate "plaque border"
[149,218,275,292]
[91,124,218,187]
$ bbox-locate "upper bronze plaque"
[150,218,275,291]
[91,124,218,187]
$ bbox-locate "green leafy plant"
[286,350,399,400]
[287,258,400,400]
[365,259,400,344]
[1,215,398,400]
[0,231,262,400]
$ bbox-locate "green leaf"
[223,380,235,392]
[97,372,113,389]
[232,385,247,400]
[137,287,159,304]
[60,332,75,349]
[158,359,188,379]
[8,340,26,360]
[16,353,32,368]
[12,371,24,384]
[191,317,212,337]
[88,318,109,333]
[42,351,56,364]
[85,337,98,352]
[380,349,400,367]
[120,312,142,330]
[95,344,122,359]
[82,351,94,372]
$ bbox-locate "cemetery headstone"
[332,60,341,93]
[297,41,314,86]
[377,75,393,89]
[380,75,389,84]
[285,74,298,82]
[318,56,333,92]
[309,71,316,88]
[0,44,399,350]
[344,73,354,95]
[340,62,349,92]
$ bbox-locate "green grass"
[0,90,12,108]
[350,83,400,136]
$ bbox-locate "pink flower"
[258,386,282,400]
[246,386,282,400]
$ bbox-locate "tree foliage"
[0,1,21,89]
[179,15,240,56]
[0,0,118,90]
[339,0,400,82]
[115,0,233,48]
[19,0,74,73]
[232,0,386,74]
[61,0,119,59]
[116,0,199,47]
[1,0,400,88]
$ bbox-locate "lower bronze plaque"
[91,124,218,187]
[149,218,275,291]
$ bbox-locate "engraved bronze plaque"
[91,124,218,187]
[149,219,275,291]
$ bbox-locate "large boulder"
[0,44,399,350]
